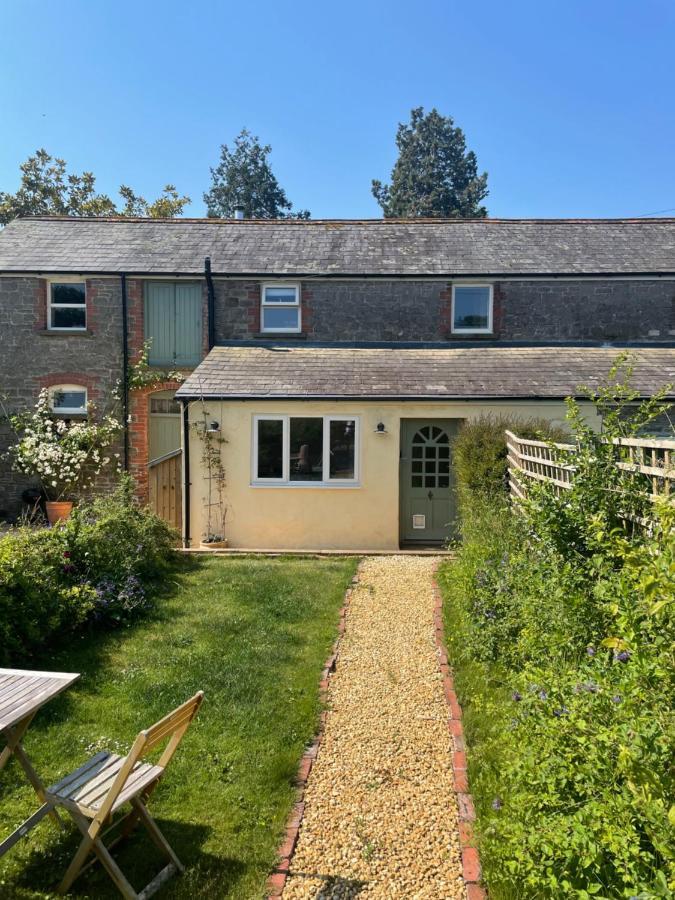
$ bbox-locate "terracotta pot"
[46,501,74,525]
[199,538,228,550]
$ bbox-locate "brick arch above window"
[35,372,101,402]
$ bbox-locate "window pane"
[53,389,86,411]
[264,287,297,303]
[257,420,283,478]
[51,283,85,304]
[329,419,355,479]
[51,306,86,328]
[453,287,490,330]
[262,306,300,331]
[290,418,323,481]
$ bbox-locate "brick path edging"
[433,573,487,900]
[266,562,363,899]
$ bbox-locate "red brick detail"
[432,572,487,895]
[439,283,453,334]
[246,284,261,334]
[300,285,314,336]
[126,278,145,363]
[33,279,47,332]
[266,565,362,899]
[35,372,101,403]
[128,380,183,505]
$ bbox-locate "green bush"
[440,383,675,898]
[0,478,177,664]
[452,415,568,505]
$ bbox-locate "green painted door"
[399,419,459,544]
[144,282,202,366]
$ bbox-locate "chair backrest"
[94,692,204,824]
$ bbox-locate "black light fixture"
[207,420,220,433]
[374,421,388,434]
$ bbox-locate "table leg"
[1,720,63,830]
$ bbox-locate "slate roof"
[1,216,675,276]
[176,345,675,400]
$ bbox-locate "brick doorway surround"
[129,382,184,505]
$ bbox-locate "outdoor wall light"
[374,422,388,434]
[207,421,220,432]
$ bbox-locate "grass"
[0,554,357,899]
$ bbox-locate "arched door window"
[410,425,450,489]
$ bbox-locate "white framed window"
[48,280,87,331]
[253,415,359,486]
[451,284,493,334]
[50,385,88,415]
[261,283,301,333]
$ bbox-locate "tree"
[0,149,190,224]
[372,107,488,218]
[204,128,309,219]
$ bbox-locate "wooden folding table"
[0,667,80,857]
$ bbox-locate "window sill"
[446,332,494,340]
[39,329,94,338]
[254,332,307,341]
[250,481,361,489]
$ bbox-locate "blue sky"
[1,0,673,219]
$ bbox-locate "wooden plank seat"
[44,692,204,899]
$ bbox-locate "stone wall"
[213,278,675,343]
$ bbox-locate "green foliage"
[440,385,675,899]
[452,414,568,506]
[128,339,186,389]
[204,128,310,219]
[372,107,489,218]
[0,148,190,224]
[0,478,177,663]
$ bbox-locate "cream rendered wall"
[186,399,601,551]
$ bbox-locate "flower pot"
[45,501,74,525]
[199,538,228,550]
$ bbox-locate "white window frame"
[47,279,87,332]
[49,384,88,416]
[451,283,493,335]
[252,414,360,487]
[260,283,301,334]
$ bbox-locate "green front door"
[399,419,459,544]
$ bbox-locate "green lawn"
[0,555,357,899]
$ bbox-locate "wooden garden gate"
[148,449,182,531]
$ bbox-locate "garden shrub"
[440,368,675,899]
[452,415,568,504]
[0,478,177,664]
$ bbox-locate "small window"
[261,284,301,333]
[50,385,88,415]
[48,282,86,330]
[253,415,358,485]
[451,285,493,334]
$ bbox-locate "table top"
[0,668,80,732]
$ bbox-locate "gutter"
[120,274,129,471]
[181,400,191,548]
[205,257,216,350]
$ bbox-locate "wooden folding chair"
[45,692,204,899]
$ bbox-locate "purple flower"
[614,650,631,663]
[512,691,522,702]
[586,646,596,657]
[63,550,71,559]
[611,695,622,704]
[538,690,548,701]
[553,707,570,717]
[491,797,503,810]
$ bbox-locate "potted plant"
[5,389,122,524]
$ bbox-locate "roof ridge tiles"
[14,215,675,225]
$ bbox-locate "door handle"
[427,490,433,500]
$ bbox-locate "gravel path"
[283,556,464,899]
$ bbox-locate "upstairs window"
[451,285,493,334]
[253,415,358,485]
[48,282,86,330]
[50,385,88,415]
[261,284,301,333]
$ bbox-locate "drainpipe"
[205,257,216,351]
[182,399,191,548]
[120,273,130,471]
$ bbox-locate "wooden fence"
[505,430,675,505]
[148,449,182,530]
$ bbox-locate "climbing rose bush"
[6,389,121,500]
